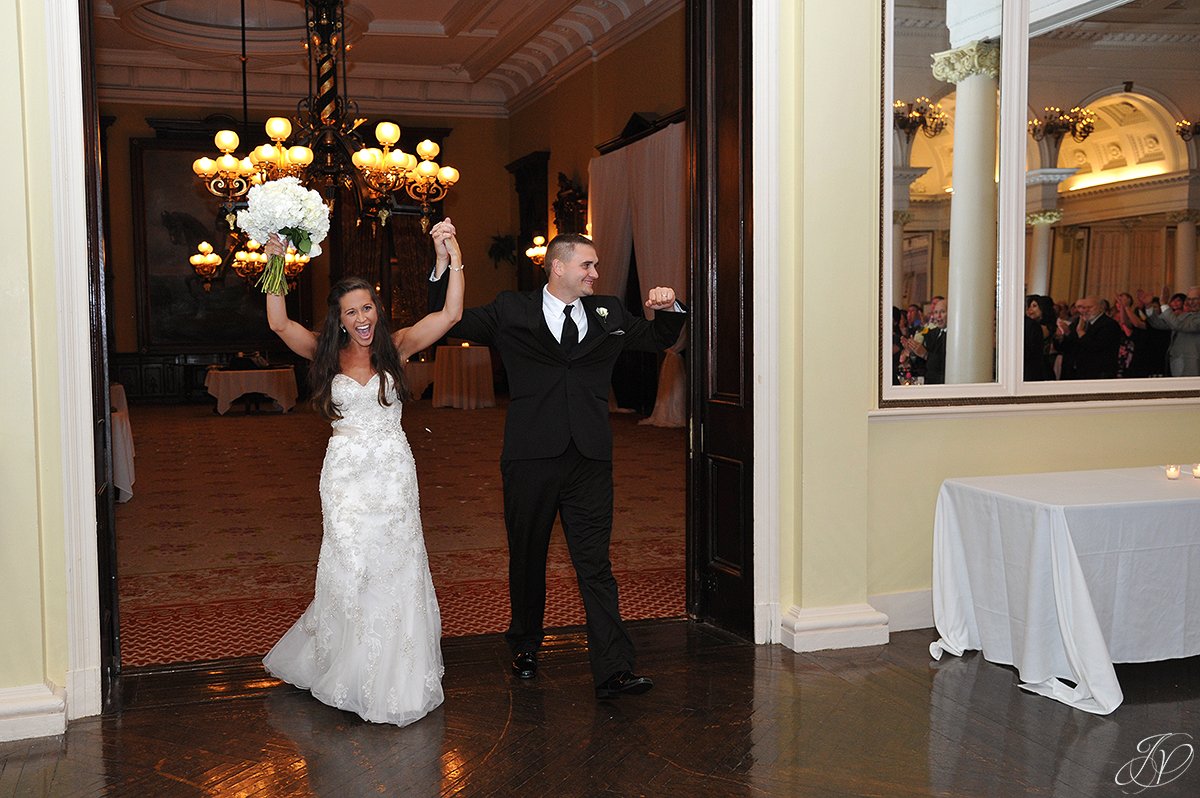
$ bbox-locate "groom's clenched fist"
[644,286,676,311]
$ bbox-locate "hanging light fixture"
[525,235,547,266]
[192,0,460,234]
[1177,118,1199,142]
[1028,105,1096,146]
[893,96,948,141]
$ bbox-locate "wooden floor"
[3,621,1199,797]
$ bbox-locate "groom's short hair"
[545,233,594,273]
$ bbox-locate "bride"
[261,219,463,725]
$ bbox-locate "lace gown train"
[264,373,444,726]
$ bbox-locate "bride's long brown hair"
[308,277,410,419]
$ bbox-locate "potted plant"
[488,234,518,269]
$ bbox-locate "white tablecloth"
[931,466,1200,714]
[432,346,495,409]
[110,408,135,503]
[205,367,298,415]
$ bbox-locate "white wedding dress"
[264,373,444,726]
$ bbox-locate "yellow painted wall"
[507,9,685,239]
[785,0,1200,621]
[101,106,515,352]
[0,0,67,690]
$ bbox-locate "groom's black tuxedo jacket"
[431,276,686,462]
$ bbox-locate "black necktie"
[561,304,578,355]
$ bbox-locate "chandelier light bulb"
[265,117,293,141]
[217,153,240,173]
[239,157,256,176]
[197,241,214,255]
[416,139,439,160]
[438,166,460,185]
[189,253,204,266]
[214,129,240,153]
[417,160,439,178]
[375,122,401,146]
[385,149,408,171]
[289,146,314,166]
[193,157,214,176]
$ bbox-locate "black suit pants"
[501,440,635,683]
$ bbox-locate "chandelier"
[191,0,460,239]
[1028,106,1096,146]
[1177,118,1199,142]
[189,238,310,293]
[893,97,948,140]
[525,236,547,267]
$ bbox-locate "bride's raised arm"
[264,234,319,360]
[394,219,464,359]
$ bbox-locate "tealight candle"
[1166,464,1181,479]
[461,342,470,347]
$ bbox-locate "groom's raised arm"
[619,285,687,352]
[428,266,500,345]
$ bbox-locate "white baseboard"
[868,589,934,633]
[780,603,890,653]
[0,683,66,742]
[66,665,101,720]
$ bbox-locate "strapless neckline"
[335,372,379,388]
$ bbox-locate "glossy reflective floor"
[3,622,1198,796]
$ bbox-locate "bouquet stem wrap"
[236,177,330,296]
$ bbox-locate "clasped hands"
[430,218,460,262]
[645,286,677,311]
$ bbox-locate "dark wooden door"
[687,0,755,639]
[81,0,122,697]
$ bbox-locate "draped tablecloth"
[110,383,134,502]
[432,346,495,409]
[205,367,298,415]
[930,466,1200,714]
[403,360,434,400]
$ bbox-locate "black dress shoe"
[511,652,537,680]
[595,671,654,699]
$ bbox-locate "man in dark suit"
[430,231,685,698]
[1056,295,1122,379]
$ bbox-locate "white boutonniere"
[596,307,609,320]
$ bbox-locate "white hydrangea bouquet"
[236,176,330,295]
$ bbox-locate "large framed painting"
[131,137,304,353]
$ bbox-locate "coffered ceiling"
[94,0,683,117]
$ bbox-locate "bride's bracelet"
[448,263,465,272]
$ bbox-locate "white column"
[1025,210,1061,295]
[933,40,1000,384]
[1171,211,1199,290]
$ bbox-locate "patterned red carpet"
[115,397,686,666]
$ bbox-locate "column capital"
[893,210,914,227]
[931,40,1000,84]
[1025,209,1062,226]
[1167,209,1200,225]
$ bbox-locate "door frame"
[54,0,789,718]
[748,0,782,644]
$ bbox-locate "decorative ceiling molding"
[95,0,685,116]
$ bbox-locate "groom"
[430,231,685,698]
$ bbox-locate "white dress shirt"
[541,286,588,343]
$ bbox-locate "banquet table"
[205,367,298,415]
[930,466,1200,714]
[403,360,434,400]
[432,345,495,409]
[109,383,134,502]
